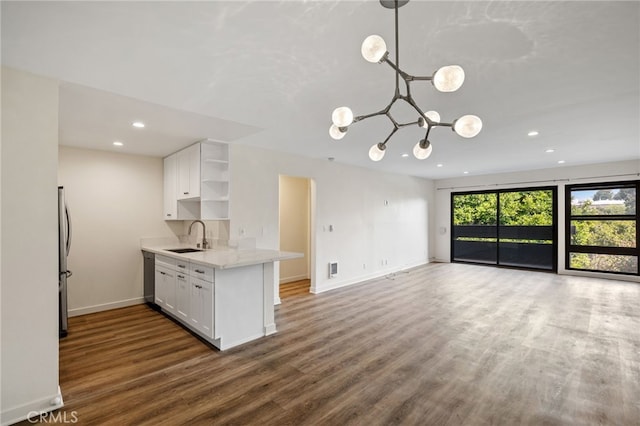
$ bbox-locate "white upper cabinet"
[163,153,178,220]
[164,140,230,221]
[177,143,201,200]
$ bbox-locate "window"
[566,181,639,275]
[452,187,557,271]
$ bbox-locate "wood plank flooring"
[279,279,310,298]
[34,264,640,424]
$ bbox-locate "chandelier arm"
[404,94,432,125]
[405,75,434,82]
[382,58,412,82]
[423,124,432,141]
[353,109,388,123]
[382,126,399,145]
[397,120,421,128]
[404,79,413,102]
[394,0,400,95]
[431,122,454,128]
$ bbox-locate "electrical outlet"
[363,263,366,269]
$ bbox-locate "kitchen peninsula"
[141,241,302,350]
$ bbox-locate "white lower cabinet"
[190,276,214,339]
[156,256,215,342]
[152,252,267,351]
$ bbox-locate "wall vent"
[328,262,338,278]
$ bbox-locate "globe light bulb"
[329,124,346,140]
[361,35,387,63]
[453,115,482,138]
[432,65,465,92]
[421,110,441,128]
[332,107,354,127]
[413,140,433,160]
[368,143,386,161]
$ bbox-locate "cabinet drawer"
[175,259,189,271]
[156,255,177,269]
[189,262,214,282]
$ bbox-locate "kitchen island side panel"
[215,264,264,350]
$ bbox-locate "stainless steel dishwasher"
[142,250,159,310]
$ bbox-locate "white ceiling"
[2,1,639,179]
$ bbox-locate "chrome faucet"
[188,220,208,249]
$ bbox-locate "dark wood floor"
[39,264,640,424]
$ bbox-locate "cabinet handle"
[178,274,185,279]
[178,264,186,269]
[166,214,172,217]
[195,269,204,274]
[160,271,166,275]
[184,192,189,195]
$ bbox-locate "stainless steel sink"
[165,248,203,254]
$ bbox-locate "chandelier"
[329,0,482,162]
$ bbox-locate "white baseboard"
[220,332,266,350]
[279,274,309,284]
[264,323,277,336]
[68,297,145,317]
[274,296,282,306]
[311,260,428,294]
[1,386,64,426]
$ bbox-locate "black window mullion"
[496,192,501,266]
[571,215,635,221]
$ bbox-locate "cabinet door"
[199,280,213,338]
[190,277,213,338]
[176,272,189,321]
[155,266,175,311]
[154,267,166,307]
[163,154,178,220]
[177,144,200,200]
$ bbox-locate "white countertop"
[141,243,302,269]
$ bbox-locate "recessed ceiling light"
[545,148,555,153]
[528,130,539,137]
[113,141,123,146]
[436,163,443,168]
[401,153,409,158]
[558,160,565,164]
[132,121,145,128]
[463,171,469,174]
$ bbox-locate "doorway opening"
[278,175,315,301]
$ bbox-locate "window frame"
[565,180,639,276]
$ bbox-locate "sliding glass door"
[452,187,557,271]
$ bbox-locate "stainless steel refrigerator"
[58,186,72,338]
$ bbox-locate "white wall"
[434,160,640,281]
[58,146,182,316]
[279,175,310,284]
[230,144,434,293]
[1,68,61,424]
